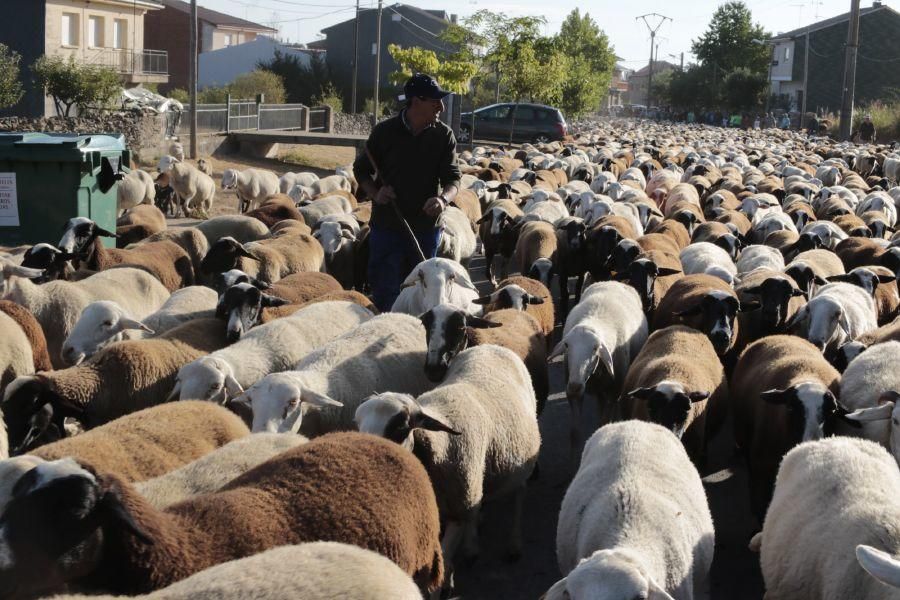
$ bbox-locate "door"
[476,104,513,140]
[511,105,538,142]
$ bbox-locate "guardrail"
[184,95,333,134]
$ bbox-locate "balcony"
[85,48,168,84]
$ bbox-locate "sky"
[197,0,882,70]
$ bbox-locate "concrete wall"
[770,40,795,81]
[145,5,191,92]
[199,37,310,88]
[45,0,151,62]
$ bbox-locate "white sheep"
[173,300,372,402]
[550,281,648,460]
[753,211,797,243]
[799,221,849,250]
[116,169,155,214]
[62,286,218,364]
[755,437,900,600]
[857,191,898,227]
[788,281,878,352]
[391,258,481,316]
[547,420,714,600]
[436,206,477,267]
[356,344,539,571]
[680,241,738,282]
[736,244,785,275]
[157,155,215,218]
[0,310,35,396]
[295,194,353,227]
[289,174,352,203]
[234,313,434,436]
[221,168,280,213]
[279,171,319,194]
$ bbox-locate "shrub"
[168,88,190,103]
[32,55,121,116]
[312,82,342,111]
[228,70,286,104]
[258,51,330,105]
[0,44,24,109]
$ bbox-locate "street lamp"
[753,38,775,114]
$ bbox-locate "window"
[514,107,536,121]
[61,13,78,46]
[88,16,104,48]
[113,19,127,49]
[480,105,512,119]
[223,33,233,47]
[784,47,791,60]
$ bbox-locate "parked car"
[459,103,567,144]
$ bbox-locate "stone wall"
[333,112,373,136]
[0,110,171,164]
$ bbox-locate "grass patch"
[823,102,900,142]
[278,144,356,171]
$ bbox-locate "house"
[1,0,168,118]
[316,3,457,110]
[766,1,900,114]
[606,63,631,110]
[145,0,277,93]
[626,60,677,107]
[198,36,314,89]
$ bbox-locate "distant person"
[779,113,791,129]
[857,114,876,143]
[763,112,777,129]
[353,73,460,311]
[753,115,761,130]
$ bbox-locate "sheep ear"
[657,267,682,276]
[748,532,763,553]
[341,230,357,241]
[540,578,569,600]
[845,401,895,422]
[118,317,154,334]
[547,341,566,361]
[166,380,182,402]
[466,315,502,329]
[857,545,900,589]
[412,409,461,436]
[471,294,495,305]
[760,388,793,405]
[3,264,44,279]
[740,300,761,312]
[527,294,545,305]
[223,374,243,399]
[785,305,808,329]
[647,577,676,600]
[100,485,152,545]
[674,304,702,317]
[94,227,118,239]
[300,389,343,408]
[597,345,615,379]
[260,294,289,308]
[689,391,710,402]
[791,287,806,297]
[400,268,421,289]
[838,309,852,337]
[238,247,259,261]
[627,387,655,400]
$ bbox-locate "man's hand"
[423,196,446,217]
[374,185,396,206]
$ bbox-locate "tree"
[31,55,120,117]
[258,51,330,106]
[692,2,770,75]
[0,44,24,109]
[227,70,286,103]
[554,9,615,117]
[387,44,477,94]
[723,67,767,111]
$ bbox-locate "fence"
[183,95,333,135]
[87,48,168,76]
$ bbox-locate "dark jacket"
[858,120,876,142]
[354,112,462,231]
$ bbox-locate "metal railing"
[86,48,168,75]
[182,96,332,134]
[309,106,329,132]
[259,104,307,131]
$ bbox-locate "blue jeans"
[368,224,440,312]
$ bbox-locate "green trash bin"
[0,132,131,248]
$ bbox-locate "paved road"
[451,254,766,600]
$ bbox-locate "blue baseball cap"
[398,73,451,101]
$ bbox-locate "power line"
[388,5,442,37]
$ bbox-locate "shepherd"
[353,73,462,312]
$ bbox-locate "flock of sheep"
[0,118,898,599]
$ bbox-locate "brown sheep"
[513,220,557,289]
[733,269,806,354]
[137,227,209,278]
[715,209,753,238]
[116,205,167,247]
[260,290,378,323]
[201,234,325,284]
[352,201,372,226]
[0,300,52,373]
[77,238,194,292]
[32,401,249,482]
[451,189,482,232]
[619,325,727,466]
[266,271,342,304]
[474,275,554,339]
[832,213,871,237]
[652,273,741,356]
[270,219,312,237]
[245,194,305,228]
[313,188,358,209]
[835,237,900,272]
[648,219,692,249]
[0,432,444,598]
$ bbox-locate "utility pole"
[839,0,861,141]
[636,13,671,108]
[189,0,198,159]
[679,51,684,72]
[351,0,360,113]
[801,28,810,127]
[372,0,383,126]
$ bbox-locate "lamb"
[61,286,220,364]
[295,194,353,227]
[391,258,481,316]
[244,193,305,227]
[136,432,306,508]
[513,219,557,288]
[546,420,714,600]
[0,300,51,374]
[652,274,741,356]
[787,281,878,353]
[731,335,844,521]
[355,345,540,571]
[736,244,785,274]
[172,300,372,402]
[194,215,270,246]
[158,155,215,218]
[116,169,155,214]
[200,234,324,284]
[473,275,554,338]
[755,437,900,600]
[679,241,738,284]
[59,217,194,292]
[52,543,424,600]
[222,168,280,213]
[4,267,170,369]
[2,318,229,452]
[551,281,648,458]
[419,304,548,414]
[235,313,434,437]
[196,157,213,177]
[279,171,319,194]
[0,432,444,596]
[619,325,728,465]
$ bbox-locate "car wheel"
[458,126,471,143]
[533,134,551,144]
